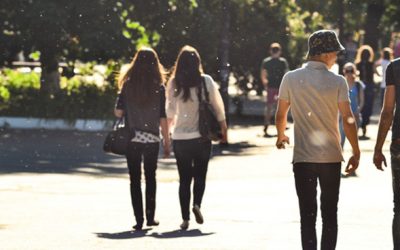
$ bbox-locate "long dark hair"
[169,45,203,102]
[354,45,374,64]
[382,47,394,61]
[118,47,165,106]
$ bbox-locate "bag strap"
[201,76,211,103]
[113,117,125,129]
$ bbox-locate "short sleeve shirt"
[386,60,400,140]
[115,85,166,118]
[115,85,166,143]
[261,57,289,89]
[279,61,350,163]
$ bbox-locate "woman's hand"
[163,138,171,158]
[219,120,228,143]
[114,109,124,118]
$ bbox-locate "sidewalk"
[0,120,394,249]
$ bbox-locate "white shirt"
[279,61,349,163]
[380,59,390,88]
[166,74,225,140]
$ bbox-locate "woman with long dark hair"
[114,48,170,230]
[355,45,376,139]
[166,45,227,230]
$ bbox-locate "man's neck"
[309,59,330,68]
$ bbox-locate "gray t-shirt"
[279,61,350,163]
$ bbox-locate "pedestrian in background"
[166,45,227,230]
[114,48,170,230]
[339,62,364,177]
[355,45,376,140]
[276,30,360,250]
[376,47,394,105]
[260,42,289,137]
[343,33,358,63]
[339,62,364,149]
[373,57,400,250]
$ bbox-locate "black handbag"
[198,77,222,141]
[103,117,132,155]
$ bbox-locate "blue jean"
[339,113,360,148]
[293,162,341,250]
[361,84,374,129]
[390,143,400,249]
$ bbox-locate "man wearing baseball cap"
[275,30,360,250]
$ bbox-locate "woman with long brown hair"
[166,45,227,230]
[355,45,376,139]
[114,47,170,230]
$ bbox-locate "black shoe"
[180,220,189,230]
[359,135,370,140]
[263,133,274,138]
[132,223,143,231]
[192,205,204,224]
[146,220,159,226]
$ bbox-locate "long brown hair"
[169,45,204,102]
[354,45,374,64]
[118,47,165,106]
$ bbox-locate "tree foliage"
[1,0,399,84]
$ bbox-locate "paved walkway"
[0,120,394,249]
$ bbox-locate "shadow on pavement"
[212,141,258,157]
[95,229,151,239]
[94,229,214,240]
[0,128,128,176]
[0,124,260,175]
[150,229,215,238]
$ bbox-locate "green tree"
[1,0,148,94]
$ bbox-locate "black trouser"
[391,143,400,250]
[293,162,341,250]
[126,141,159,225]
[173,138,212,221]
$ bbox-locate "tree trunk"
[364,3,385,50]
[219,0,230,123]
[40,48,60,95]
[337,0,344,42]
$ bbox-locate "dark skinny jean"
[293,162,341,250]
[173,138,212,221]
[391,143,400,250]
[126,141,159,225]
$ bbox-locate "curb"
[0,117,113,131]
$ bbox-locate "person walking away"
[337,33,358,73]
[114,48,170,230]
[355,45,377,139]
[373,57,400,250]
[376,47,394,105]
[339,62,364,177]
[339,63,365,146]
[166,45,227,230]
[260,42,289,137]
[275,30,360,250]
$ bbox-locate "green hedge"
[0,69,118,120]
